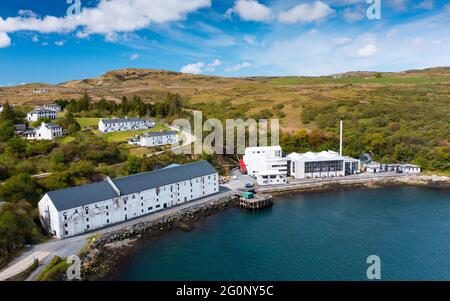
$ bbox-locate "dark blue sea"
[115,186,450,280]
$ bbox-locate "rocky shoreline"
[79,174,449,281]
[80,194,239,280]
[258,174,450,195]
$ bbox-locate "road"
[146,124,197,157]
[0,188,233,281]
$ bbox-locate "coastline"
[80,174,449,281]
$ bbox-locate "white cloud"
[0,32,11,48]
[355,43,377,57]
[225,61,251,72]
[342,6,365,23]
[0,0,211,40]
[54,40,65,46]
[386,28,399,39]
[387,0,409,12]
[416,0,433,10]
[341,33,378,57]
[412,37,423,46]
[243,34,257,45]
[180,62,205,74]
[130,53,139,60]
[278,1,335,24]
[206,59,222,71]
[332,37,351,45]
[75,31,89,39]
[227,0,272,22]
[18,10,38,18]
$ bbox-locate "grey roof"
[45,161,217,212]
[113,160,216,195]
[29,109,55,114]
[142,130,177,138]
[100,118,152,124]
[47,181,118,211]
[38,122,61,130]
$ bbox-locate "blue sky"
[0,0,449,85]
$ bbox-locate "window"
[86,225,90,229]
[86,218,89,222]
[65,223,68,228]
[107,219,110,224]
[124,200,127,205]
[106,206,108,210]
[106,212,109,216]
[124,207,127,211]
[148,207,152,211]
[65,231,68,235]
[156,205,160,208]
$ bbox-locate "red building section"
[239,159,247,174]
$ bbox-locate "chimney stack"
[339,119,343,156]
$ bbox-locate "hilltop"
[0,67,449,133]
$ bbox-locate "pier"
[238,191,273,210]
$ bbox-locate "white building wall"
[38,195,62,238]
[27,111,56,122]
[140,134,179,147]
[243,147,287,178]
[43,173,219,238]
[98,119,156,133]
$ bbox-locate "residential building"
[14,124,27,134]
[27,109,56,122]
[287,151,360,179]
[0,105,3,113]
[256,170,287,186]
[381,164,421,173]
[41,104,63,112]
[24,122,64,140]
[138,131,179,147]
[98,117,155,133]
[38,161,219,238]
[366,162,382,173]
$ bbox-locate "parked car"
[244,182,254,188]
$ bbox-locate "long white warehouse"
[38,161,219,238]
[98,117,155,133]
[287,151,360,179]
[139,130,179,147]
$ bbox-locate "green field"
[76,117,101,128]
[98,123,170,143]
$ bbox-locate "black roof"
[45,161,217,211]
[101,118,152,124]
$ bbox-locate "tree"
[6,137,27,157]
[0,102,15,122]
[0,121,15,142]
[127,156,142,174]
[0,173,40,203]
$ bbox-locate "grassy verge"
[35,256,70,281]
[76,117,100,128]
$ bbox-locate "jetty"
[238,191,273,210]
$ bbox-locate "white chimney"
[339,119,343,156]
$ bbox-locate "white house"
[366,162,382,173]
[287,150,360,179]
[98,117,155,133]
[41,104,62,112]
[400,164,421,173]
[27,109,56,122]
[243,146,288,185]
[0,105,3,113]
[38,161,219,238]
[139,131,179,147]
[24,122,64,140]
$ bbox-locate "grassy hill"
[0,67,448,171]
